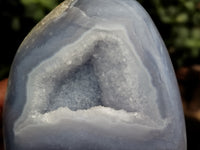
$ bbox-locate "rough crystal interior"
[4,0,186,150]
[44,59,102,112]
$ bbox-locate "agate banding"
[4,0,186,149]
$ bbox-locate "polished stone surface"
[4,0,186,149]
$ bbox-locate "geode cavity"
[4,0,186,150]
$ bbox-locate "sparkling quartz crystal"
[4,0,186,149]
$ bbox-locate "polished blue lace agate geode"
[4,0,186,149]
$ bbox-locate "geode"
[4,0,186,149]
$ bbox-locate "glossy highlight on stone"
[4,0,186,149]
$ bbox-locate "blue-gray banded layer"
[4,0,186,150]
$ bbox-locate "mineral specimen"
[4,0,186,149]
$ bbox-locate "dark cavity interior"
[43,59,102,113]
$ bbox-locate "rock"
[4,0,186,149]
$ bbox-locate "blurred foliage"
[0,0,63,80]
[20,0,62,21]
[0,0,200,80]
[138,0,200,68]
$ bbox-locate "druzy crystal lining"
[4,0,186,149]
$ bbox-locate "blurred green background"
[0,0,200,80]
[139,0,200,68]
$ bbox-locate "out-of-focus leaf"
[11,17,20,31]
[184,1,195,11]
[185,39,200,48]
[193,13,200,25]
[191,28,200,39]
[39,0,58,9]
[176,13,188,23]
[20,0,62,21]
[191,48,200,58]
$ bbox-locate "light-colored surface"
[18,0,75,53]
[4,0,186,149]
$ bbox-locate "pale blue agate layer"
[4,0,186,149]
